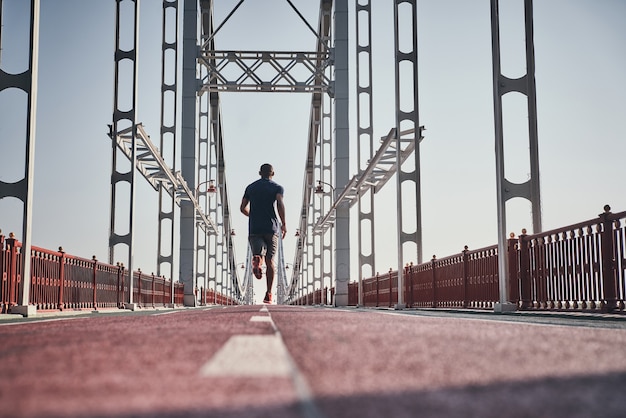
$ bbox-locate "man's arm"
[240,197,249,217]
[276,193,287,238]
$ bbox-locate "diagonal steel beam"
[312,127,424,235]
[109,124,218,236]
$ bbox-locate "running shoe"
[252,255,263,280]
[263,292,272,304]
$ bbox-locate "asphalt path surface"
[1,305,625,417]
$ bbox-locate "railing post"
[599,205,618,312]
[92,256,98,310]
[162,275,168,307]
[161,276,166,307]
[151,272,156,308]
[168,276,173,307]
[58,247,66,310]
[6,233,19,309]
[404,264,409,308]
[117,263,124,308]
[518,230,531,309]
[170,272,175,306]
[508,233,520,305]
[375,272,380,307]
[137,268,142,308]
[0,231,5,312]
[388,268,393,308]
[462,246,469,308]
[431,255,437,308]
[408,262,414,308]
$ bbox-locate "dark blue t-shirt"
[243,178,284,235]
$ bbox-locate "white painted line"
[375,309,593,329]
[0,317,83,326]
[199,334,292,377]
[198,308,325,418]
[152,310,179,316]
[250,315,272,322]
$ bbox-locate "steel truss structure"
[196,0,338,306]
[299,0,424,307]
[354,0,375,307]
[106,0,338,307]
[490,0,541,311]
[108,0,225,307]
[289,0,334,304]
[200,1,243,304]
[0,0,40,316]
[109,124,217,236]
[198,50,332,94]
[1,0,542,312]
[157,0,180,301]
[392,0,423,308]
[108,0,140,307]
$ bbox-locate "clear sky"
[1,0,625,303]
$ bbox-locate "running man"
[240,163,287,304]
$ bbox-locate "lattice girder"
[198,50,332,94]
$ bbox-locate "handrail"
[293,206,626,313]
[0,234,237,313]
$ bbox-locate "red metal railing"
[0,234,235,312]
[200,288,239,306]
[402,243,508,309]
[5,207,624,312]
[1,234,22,311]
[132,269,182,309]
[290,287,330,306]
[517,206,626,312]
[360,268,397,307]
[342,206,625,313]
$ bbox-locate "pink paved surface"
[1,305,625,417]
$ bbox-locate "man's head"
[259,163,274,179]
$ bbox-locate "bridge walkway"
[1,305,625,417]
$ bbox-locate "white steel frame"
[157,0,179,305]
[4,0,546,312]
[355,0,375,307]
[109,0,140,307]
[491,0,541,312]
[393,0,423,308]
[0,0,40,316]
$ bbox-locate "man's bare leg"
[252,255,263,280]
[264,257,275,303]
